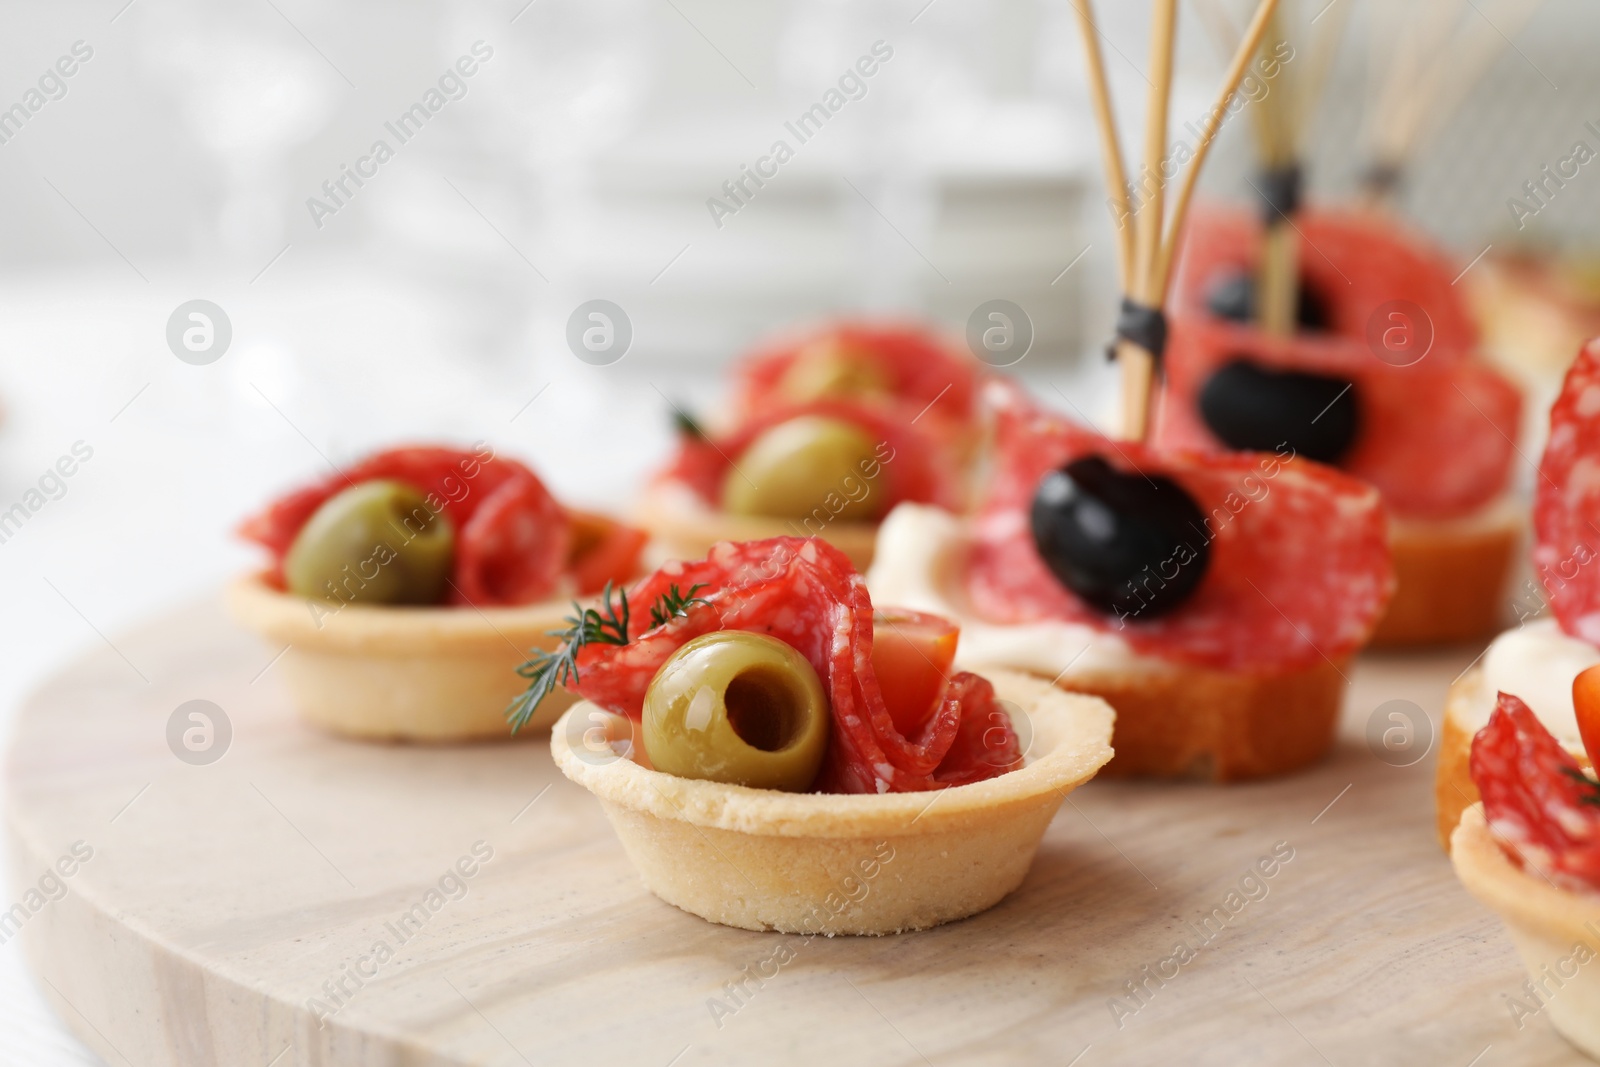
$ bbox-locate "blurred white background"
[0,0,1596,1060]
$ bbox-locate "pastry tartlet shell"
[636,484,878,572]
[227,574,575,741]
[1452,803,1600,1059]
[551,669,1114,935]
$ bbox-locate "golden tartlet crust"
[551,669,1115,934]
[227,573,576,741]
[1452,803,1600,1059]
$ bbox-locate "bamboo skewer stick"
[1155,0,1283,289]
[1069,0,1136,290]
[1363,0,1545,209]
[1117,0,1180,441]
[1071,0,1283,442]
[1251,7,1298,338]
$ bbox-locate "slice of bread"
[1057,659,1347,781]
[1370,505,1520,647]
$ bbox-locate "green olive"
[284,480,455,605]
[642,631,830,792]
[722,416,885,523]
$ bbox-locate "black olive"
[1030,456,1211,623]
[1198,359,1359,464]
[1204,269,1331,332]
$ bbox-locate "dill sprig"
[672,408,707,440]
[506,582,630,734]
[1561,765,1600,807]
[649,583,710,630]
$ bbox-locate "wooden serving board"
[4,595,1591,1066]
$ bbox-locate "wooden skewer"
[1117,0,1179,441]
[1072,0,1284,442]
[1250,7,1297,338]
[1069,0,1135,290]
[1155,0,1284,291]
[1365,0,1545,206]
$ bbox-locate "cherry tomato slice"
[1572,664,1600,769]
[870,609,959,736]
[566,510,649,595]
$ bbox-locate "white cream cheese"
[865,503,1173,680]
[1467,617,1600,747]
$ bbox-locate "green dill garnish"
[506,582,630,734]
[672,408,707,440]
[1561,765,1600,807]
[649,583,710,629]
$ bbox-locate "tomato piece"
[1573,665,1600,769]
[870,609,959,735]
[566,510,649,595]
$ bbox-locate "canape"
[1437,341,1600,843]
[1451,691,1600,1059]
[638,324,984,571]
[516,536,1115,934]
[230,444,646,741]
[1161,206,1523,647]
[868,385,1393,781]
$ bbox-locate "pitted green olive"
[642,631,829,792]
[284,480,455,605]
[722,416,884,523]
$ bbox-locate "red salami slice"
[451,470,572,606]
[656,399,966,513]
[568,537,1014,794]
[733,323,982,432]
[239,445,574,606]
[1472,691,1600,892]
[1174,205,1480,359]
[969,389,1394,672]
[1157,313,1520,519]
[1534,339,1600,643]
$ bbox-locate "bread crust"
[1370,509,1520,647]
[1057,659,1346,781]
[1436,666,1592,851]
[1436,669,1482,849]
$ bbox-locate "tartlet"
[552,669,1113,934]
[231,444,645,742]
[1451,804,1600,1060]
[641,324,983,571]
[228,574,578,740]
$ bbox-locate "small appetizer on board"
[229,444,646,741]
[1161,206,1522,647]
[1438,342,1600,844]
[869,385,1393,780]
[519,537,1114,935]
[1151,1,1525,648]
[1452,693,1600,1060]
[638,323,984,571]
